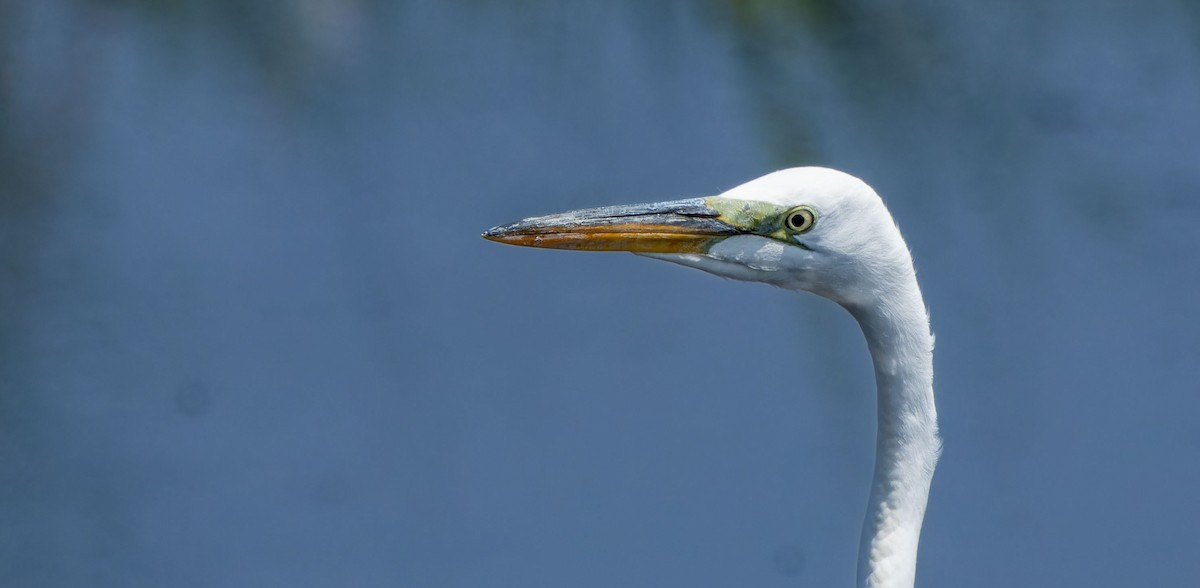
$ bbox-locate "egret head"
[484,167,913,307]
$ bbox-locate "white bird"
[484,167,940,588]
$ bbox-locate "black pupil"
[790,213,805,229]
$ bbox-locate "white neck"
[844,274,940,588]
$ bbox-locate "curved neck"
[844,275,940,588]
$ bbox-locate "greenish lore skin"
[703,196,804,242]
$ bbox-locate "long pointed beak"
[482,198,742,254]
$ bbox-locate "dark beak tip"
[482,224,511,239]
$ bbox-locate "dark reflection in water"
[2,1,1198,587]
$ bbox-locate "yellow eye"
[783,206,816,234]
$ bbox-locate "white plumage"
[486,167,940,588]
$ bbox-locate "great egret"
[483,167,940,588]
